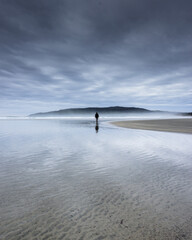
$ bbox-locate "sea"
[0,117,192,240]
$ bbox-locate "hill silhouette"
[29,106,169,117]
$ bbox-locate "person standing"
[95,112,99,123]
[95,112,99,133]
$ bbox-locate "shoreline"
[111,118,192,134]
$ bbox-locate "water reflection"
[0,118,192,239]
[95,121,99,133]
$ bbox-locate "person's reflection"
[95,112,99,133]
[95,122,99,133]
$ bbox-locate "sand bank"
[111,118,192,134]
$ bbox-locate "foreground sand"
[111,118,192,134]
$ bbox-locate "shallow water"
[0,118,192,240]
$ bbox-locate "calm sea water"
[0,118,192,240]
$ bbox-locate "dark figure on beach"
[95,112,99,133]
[95,112,99,122]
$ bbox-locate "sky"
[0,0,192,116]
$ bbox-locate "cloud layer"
[0,0,192,115]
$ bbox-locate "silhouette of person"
[95,112,99,123]
[95,112,99,133]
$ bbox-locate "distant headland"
[28,106,191,117]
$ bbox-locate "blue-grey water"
[0,118,192,240]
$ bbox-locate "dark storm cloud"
[0,0,192,115]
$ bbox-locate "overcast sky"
[0,0,192,115]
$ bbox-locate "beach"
[0,118,192,240]
[111,118,192,134]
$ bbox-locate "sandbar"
[111,118,192,134]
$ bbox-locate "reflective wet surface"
[0,118,192,239]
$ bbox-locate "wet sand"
[111,118,192,134]
[1,119,192,239]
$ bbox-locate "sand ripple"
[0,119,192,239]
